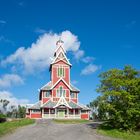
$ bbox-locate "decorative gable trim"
[51,78,72,90]
[53,96,71,108]
[55,45,66,54]
[51,51,72,66]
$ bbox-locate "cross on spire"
[56,37,64,47]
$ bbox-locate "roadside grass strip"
[0,119,35,137]
[97,124,140,140]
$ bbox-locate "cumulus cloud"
[81,64,101,75]
[0,74,23,89]
[1,30,80,74]
[0,91,29,113]
[74,50,84,60]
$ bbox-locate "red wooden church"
[26,39,90,119]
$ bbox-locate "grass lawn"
[97,125,140,140]
[53,119,90,124]
[0,118,35,137]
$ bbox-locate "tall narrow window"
[44,91,51,97]
[57,66,65,77]
[56,86,66,97]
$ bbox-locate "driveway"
[1,119,117,140]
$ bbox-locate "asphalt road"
[1,119,117,140]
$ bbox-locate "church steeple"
[54,38,66,57]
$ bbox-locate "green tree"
[90,96,108,120]
[0,99,9,114]
[17,105,26,118]
[96,65,140,131]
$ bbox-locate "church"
[26,39,90,119]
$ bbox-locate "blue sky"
[0,0,140,105]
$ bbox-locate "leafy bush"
[0,114,6,123]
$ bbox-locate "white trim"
[51,51,72,66]
[41,99,51,107]
[51,78,72,91]
[55,45,66,54]
[40,81,51,90]
[53,96,71,109]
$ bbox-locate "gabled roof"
[51,78,71,90]
[54,45,66,54]
[42,100,57,108]
[78,103,91,110]
[68,101,81,109]
[41,99,82,109]
[28,101,41,109]
[40,81,52,90]
[54,96,72,108]
[40,79,80,92]
[51,51,72,66]
[70,84,80,92]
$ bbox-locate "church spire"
[54,37,66,56]
[56,37,64,47]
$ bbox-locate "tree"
[96,65,140,131]
[0,99,9,114]
[17,105,26,118]
[90,96,108,120]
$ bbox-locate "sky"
[0,0,140,106]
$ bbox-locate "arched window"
[57,86,66,97]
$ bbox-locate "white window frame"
[56,86,66,97]
[44,91,51,98]
[57,65,65,78]
[70,92,77,99]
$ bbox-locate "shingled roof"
[68,101,81,109]
[40,81,52,90]
[40,80,79,92]
[42,100,57,108]
[78,103,90,110]
[29,101,41,109]
[41,99,82,109]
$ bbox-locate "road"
[1,119,117,140]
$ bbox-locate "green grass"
[53,119,90,124]
[97,125,140,140]
[0,118,35,137]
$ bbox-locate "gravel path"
[1,119,117,140]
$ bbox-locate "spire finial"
[56,36,64,46]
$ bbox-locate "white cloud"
[81,64,101,75]
[82,56,95,63]
[1,30,81,74]
[0,91,29,113]
[0,74,23,89]
[74,50,84,60]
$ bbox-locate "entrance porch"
[42,108,81,119]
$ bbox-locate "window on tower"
[57,66,65,77]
